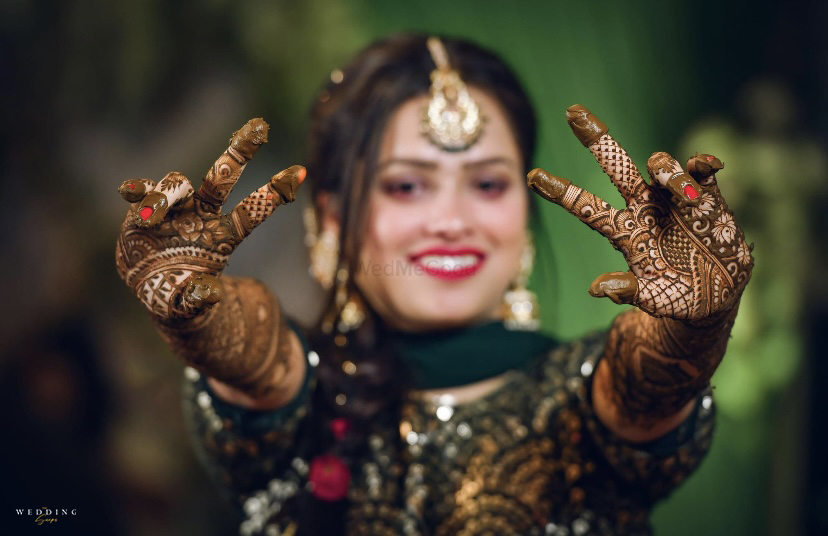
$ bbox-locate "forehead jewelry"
[421,36,485,151]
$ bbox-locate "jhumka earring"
[502,236,540,331]
[421,36,485,151]
[304,205,338,290]
[304,204,365,339]
[320,264,366,343]
[334,266,365,335]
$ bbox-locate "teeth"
[419,254,479,269]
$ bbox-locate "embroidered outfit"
[183,323,714,536]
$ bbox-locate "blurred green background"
[1,0,826,534]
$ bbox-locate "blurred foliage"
[682,79,825,420]
[651,79,826,535]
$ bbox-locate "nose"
[423,185,472,239]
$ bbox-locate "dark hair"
[308,34,536,262]
[296,33,538,534]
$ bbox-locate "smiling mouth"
[410,252,485,279]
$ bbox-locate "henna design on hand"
[115,119,305,397]
[600,305,735,423]
[156,276,296,398]
[115,118,305,320]
[528,107,752,321]
[528,105,754,423]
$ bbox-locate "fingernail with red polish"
[139,207,153,220]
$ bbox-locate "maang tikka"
[422,36,485,151]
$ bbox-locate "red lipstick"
[409,248,486,280]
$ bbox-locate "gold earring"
[334,266,365,336]
[304,205,338,290]
[502,236,540,331]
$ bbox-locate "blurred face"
[349,88,529,332]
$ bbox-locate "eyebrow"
[463,157,519,170]
[376,156,519,172]
[377,158,437,171]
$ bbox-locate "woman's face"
[348,88,529,332]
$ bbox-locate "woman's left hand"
[527,104,753,322]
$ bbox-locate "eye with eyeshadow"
[378,175,429,200]
[472,175,511,198]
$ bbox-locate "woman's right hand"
[115,118,305,322]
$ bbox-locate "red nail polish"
[683,184,699,200]
[139,207,154,220]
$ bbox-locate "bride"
[115,33,752,535]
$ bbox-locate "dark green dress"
[183,322,714,535]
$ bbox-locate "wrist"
[672,299,740,336]
[207,328,307,410]
[154,277,296,399]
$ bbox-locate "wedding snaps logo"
[15,507,77,526]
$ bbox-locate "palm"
[528,105,752,322]
[115,119,304,320]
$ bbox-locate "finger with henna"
[566,105,647,204]
[686,153,724,181]
[226,165,306,241]
[646,152,702,205]
[527,168,621,236]
[197,118,269,211]
[588,271,639,305]
[566,104,608,147]
[134,172,194,227]
[119,179,156,203]
[179,274,224,317]
[527,168,572,203]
